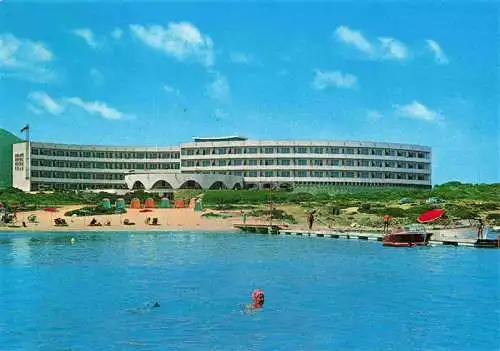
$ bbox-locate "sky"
[0,1,498,185]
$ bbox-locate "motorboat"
[383,224,432,247]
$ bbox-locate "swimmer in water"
[242,289,265,314]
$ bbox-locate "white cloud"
[312,70,357,90]
[394,100,442,123]
[0,33,55,82]
[111,28,123,40]
[426,39,449,65]
[229,52,253,64]
[90,68,104,85]
[27,91,128,120]
[335,25,373,54]
[206,73,230,101]
[163,84,180,96]
[28,91,64,115]
[66,97,125,120]
[130,22,214,67]
[378,37,408,60]
[72,28,99,48]
[334,25,409,61]
[367,109,383,121]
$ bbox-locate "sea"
[0,231,498,351]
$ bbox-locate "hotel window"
[358,148,369,155]
[343,172,355,178]
[247,147,258,154]
[218,160,227,166]
[248,159,258,166]
[313,159,323,166]
[372,149,383,155]
[264,147,274,154]
[397,151,406,157]
[385,149,395,156]
[216,148,227,155]
[361,160,370,167]
[264,171,273,177]
[233,171,243,176]
[313,147,323,154]
[345,148,354,155]
[372,172,383,178]
[297,159,308,166]
[31,148,39,155]
[186,149,194,156]
[280,147,290,153]
[359,172,369,178]
[233,159,243,166]
[313,171,323,177]
[372,161,382,167]
[278,171,290,177]
[279,159,290,165]
[31,170,40,177]
[343,160,354,166]
[297,171,308,177]
[329,171,340,178]
[417,152,425,158]
[331,147,340,154]
[264,159,274,166]
[385,162,395,168]
[331,160,340,166]
[296,147,308,154]
[234,148,243,154]
[417,175,424,180]
[417,164,424,170]
[248,171,258,177]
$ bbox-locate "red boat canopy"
[417,209,445,223]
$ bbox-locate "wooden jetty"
[232,225,499,249]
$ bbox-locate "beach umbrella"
[44,207,58,224]
[417,209,445,223]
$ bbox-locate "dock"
[234,225,499,248]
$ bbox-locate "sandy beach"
[0,205,316,233]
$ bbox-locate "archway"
[132,181,145,190]
[179,180,202,189]
[151,180,173,190]
[262,183,273,190]
[233,183,242,190]
[279,183,293,191]
[209,181,227,190]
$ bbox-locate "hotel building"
[6,132,432,192]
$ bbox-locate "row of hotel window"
[31,160,180,170]
[183,147,429,158]
[31,183,128,190]
[182,159,430,169]
[31,148,180,159]
[30,159,429,170]
[30,170,428,181]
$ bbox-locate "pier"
[234,225,499,248]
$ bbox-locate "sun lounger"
[149,217,160,226]
[123,219,135,225]
[54,218,69,227]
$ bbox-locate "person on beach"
[477,219,485,239]
[383,214,392,234]
[307,211,314,230]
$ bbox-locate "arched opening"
[179,180,202,189]
[151,180,173,190]
[279,183,293,191]
[245,183,258,190]
[209,181,227,190]
[262,183,273,190]
[132,181,145,190]
[233,183,242,190]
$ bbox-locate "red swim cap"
[252,289,264,300]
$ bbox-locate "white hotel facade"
[12,136,432,192]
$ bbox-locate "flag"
[20,124,29,133]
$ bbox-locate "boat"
[383,209,443,247]
[383,224,432,247]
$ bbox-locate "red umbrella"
[417,209,445,223]
[44,207,58,212]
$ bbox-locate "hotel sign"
[14,153,24,171]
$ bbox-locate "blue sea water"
[0,231,498,351]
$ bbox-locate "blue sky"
[0,1,498,184]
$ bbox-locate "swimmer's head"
[251,289,265,308]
